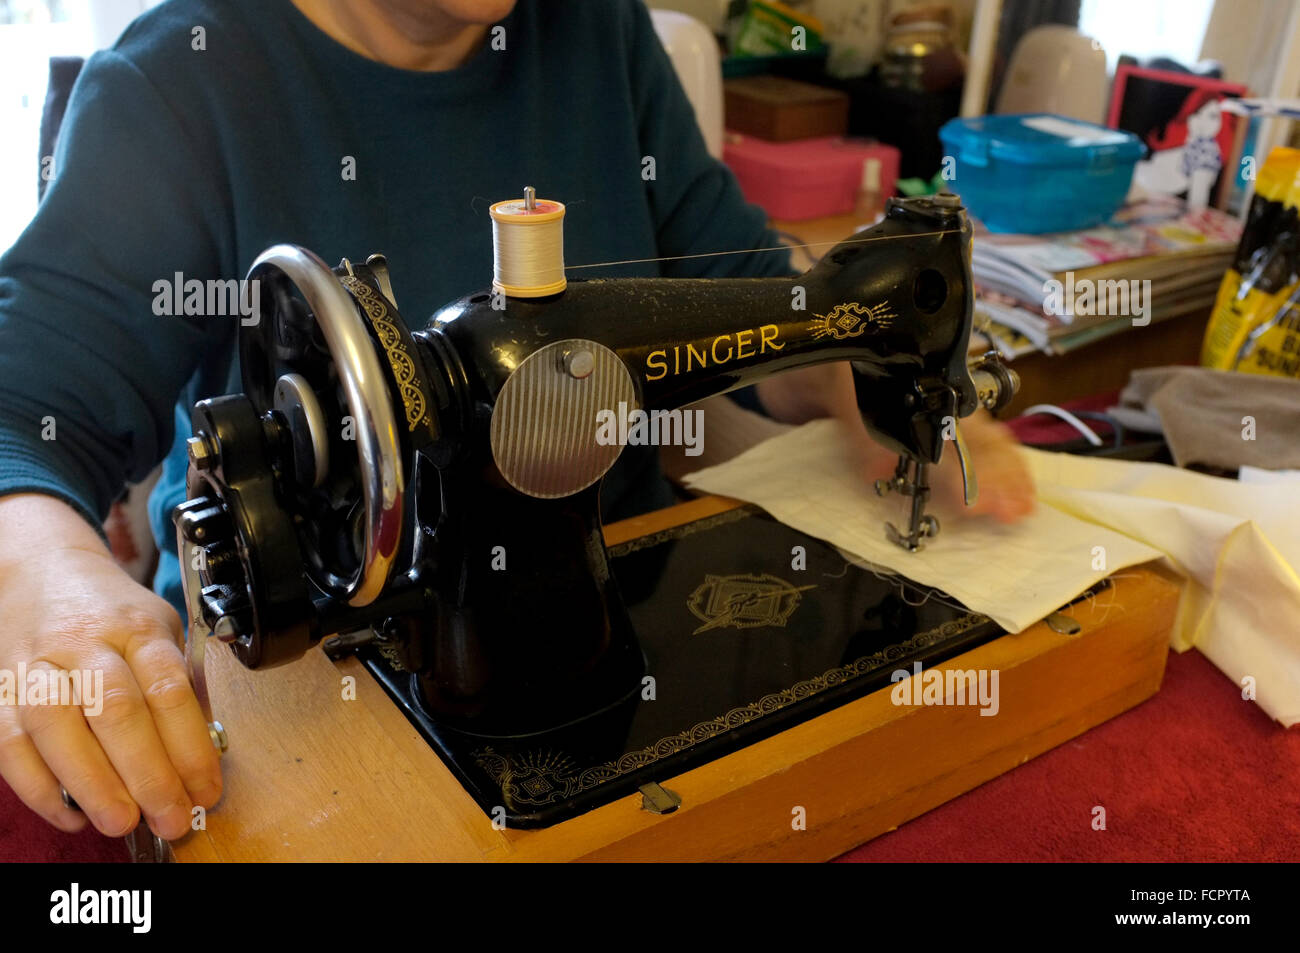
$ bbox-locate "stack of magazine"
[968,200,1242,358]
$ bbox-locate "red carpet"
[837,647,1300,862]
[1,789,125,862]
[3,648,1296,862]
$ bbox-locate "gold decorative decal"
[644,324,783,381]
[339,274,429,432]
[607,506,755,557]
[471,613,990,809]
[809,301,895,341]
[686,572,815,635]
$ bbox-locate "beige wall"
[1198,0,1288,91]
[1199,0,1300,147]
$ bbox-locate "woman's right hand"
[0,493,222,842]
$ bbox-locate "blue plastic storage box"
[938,114,1144,233]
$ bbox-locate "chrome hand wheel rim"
[245,244,404,608]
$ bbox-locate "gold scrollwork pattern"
[339,274,430,432]
[472,611,989,809]
[808,300,896,341]
[606,505,756,557]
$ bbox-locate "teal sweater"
[0,0,789,616]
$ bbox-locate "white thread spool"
[490,187,567,298]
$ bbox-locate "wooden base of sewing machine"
[171,496,1180,862]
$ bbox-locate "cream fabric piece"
[681,419,1164,633]
[1025,449,1300,726]
[682,420,1300,726]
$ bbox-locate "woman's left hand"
[757,362,1036,523]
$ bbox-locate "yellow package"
[1232,282,1300,378]
[1202,250,1298,369]
[1201,147,1300,371]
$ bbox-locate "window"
[0,0,161,254]
[1078,0,1216,76]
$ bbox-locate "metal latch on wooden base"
[639,782,682,815]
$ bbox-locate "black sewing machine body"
[174,196,1017,825]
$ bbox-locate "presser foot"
[875,455,940,552]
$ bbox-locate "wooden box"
[724,75,849,141]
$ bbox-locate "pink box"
[723,134,900,221]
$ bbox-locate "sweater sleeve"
[0,48,233,528]
[623,1,793,280]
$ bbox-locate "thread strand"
[564,227,961,271]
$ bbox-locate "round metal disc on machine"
[273,372,329,488]
[490,339,636,499]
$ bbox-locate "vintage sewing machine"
[173,194,1024,829]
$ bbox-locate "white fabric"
[1239,466,1300,485]
[683,420,1300,725]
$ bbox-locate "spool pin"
[489,186,567,298]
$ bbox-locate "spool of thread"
[489,187,567,298]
